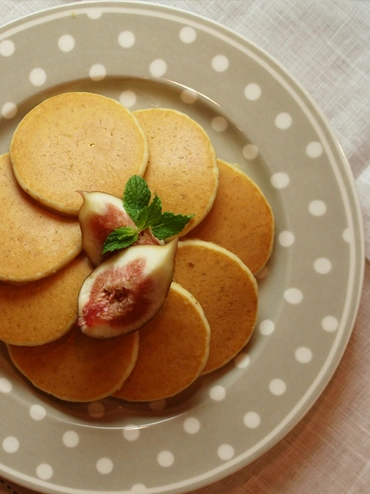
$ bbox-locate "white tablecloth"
[0,1,369,493]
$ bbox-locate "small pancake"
[173,240,258,374]
[7,325,139,402]
[0,153,82,283]
[0,254,92,346]
[113,282,210,402]
[10,92,149,216]
[134,108,219,235]
[185,159,274,274]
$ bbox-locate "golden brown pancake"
[10,92,149,216]
[0,254,92,346]
[7,325,139,402]
[0,153,82,283]
[185,159,274,274]
[134,108,219,235]
[113,282,210,402]
[173,239,258,374]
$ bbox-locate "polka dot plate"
[0,2,364,493]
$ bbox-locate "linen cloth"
[0,1,369,493]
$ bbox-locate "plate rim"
[0,2,365,493]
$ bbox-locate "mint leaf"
[152,212,194,240]
[123,175,151,222]
[146,195,163,225]
[135,195,162,230]
[102,226,139,254]
[101,176,194,256]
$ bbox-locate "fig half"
[78,191,160,266]
[77,240,177,338]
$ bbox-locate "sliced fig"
[78,191,161,266]
[77,240,177,339]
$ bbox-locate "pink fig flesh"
[77,240,177,338]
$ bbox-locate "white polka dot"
[0,378,12,393]
[306,141,323,158]
[309,200,327,216]
[149,399,166,412]
[149,59,167,77]
[212,54,229,72]
[275,112,292,129]
[29,404,46,421]
[0,39,15,56]
[89,64,106,81]
[243,411,261,429]
[271,172,290,189]
[58,34,75,52]
[279,231,295,247]
[62,430,79,448]
[119,90,137,108]
[343,228,352,243]
[157,450,174,468]
[295,347,313,363]
[36,463,53,480]
[242,143,259,160]
[269,378,287,396]
[118,31,135,48]
[179,26,197,43]
[244,83,261,101]
[284,287,303,304]
[259,319,275,335]
[234,352,250,368]
[2,436,19,453]
[211,116,228,132]
[96,457,113,474]
[87,8,102,19]
[1,101,18,119]
[217,444,234,461]
[180,88,198,104]
[123,427,140,441]
[314,257,332,274]
[88,402,105,418]
[131,484,148,494]
[29,68,47,86]
[183,417,200,434]
[209,385,226,401]
[321,315,339,332]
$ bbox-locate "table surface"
[0,1,369,493]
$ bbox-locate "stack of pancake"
[0,92,274,403]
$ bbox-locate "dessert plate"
[0,2,364,493]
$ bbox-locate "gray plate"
[0,2,364,493]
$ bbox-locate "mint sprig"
[102,176,194,254]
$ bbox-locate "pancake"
[134,108,219,235]
[0,254,92,346]
[185,159,274,274]
[173,239,258,374]
[7,325,139,402]
[113,282,210,402]
[10,92,149,216]
[0,153,82,283]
